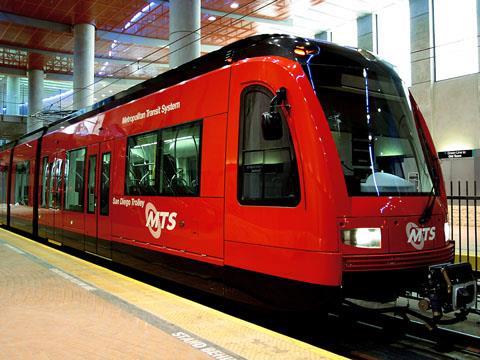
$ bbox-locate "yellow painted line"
[47,238,62,246]
[0,228,345,360]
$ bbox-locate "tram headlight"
[342,228,381,248]
[444,222,451,241]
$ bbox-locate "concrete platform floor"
[0,228,344,360]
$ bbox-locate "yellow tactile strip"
[0,228,346,360]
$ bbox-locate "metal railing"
[447,180,480,314]
[448,181,479,273]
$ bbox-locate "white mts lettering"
[159,212,169,229]
[145,210,159,228]
[429,227,436,240]
[167,212,177,230]
[408,229,422,245]
[422,228,430,240]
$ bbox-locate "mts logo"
[144,202,177,239]
[406,222,436,250]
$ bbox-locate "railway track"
[317,303,480,359]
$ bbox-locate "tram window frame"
[237,85,300,207]
[40,156,48,208]
[125,130,159,196]
[0,164,7,205]
[48,161,55,209]
[87,155,97,214]
[124,120,202,197]
[64,147,86,212]
[100,152,111,216]
[159,121,202,197]
[14,160,30,206]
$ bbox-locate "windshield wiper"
[419,183,436,224]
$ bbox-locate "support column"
[410,0,434,85]
[6,76,20,115]
[169,0,201,68]
[28,69,44,132]
[27,52,45,133]
[73,23,95,110]
[477,0,480,70]
[315,31,331,42]
[357,14,377,52]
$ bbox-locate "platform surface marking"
[0,228,345,360]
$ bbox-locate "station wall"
[411,73,480,194]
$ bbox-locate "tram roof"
[0,34,361,150]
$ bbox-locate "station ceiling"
[0,0,401,81]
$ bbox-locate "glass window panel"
[238,86,300,206]
[55,159,62,209]
[40,157,48,208]
[48,161,55,209]
[126,132,158,195]
[14,161,29,205]
[65,148,86,212]
[308,61,434,195]
[87,155,96,213]
[160,122,201,196]
[0,164,8,206]
[100,152,111,216]
[434,0,478,80]
[48,159,62,209]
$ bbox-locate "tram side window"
[65,148,86,212]
[100,152,111,215]
[48,161,55,208]
[87,155,96,213]
[126,132,158,195]
[14,161,30,206]
[0,164,8,205]
[159,122,201,196]
[49,159,62,209]
[40,157,48,208]
[238,86,300,206]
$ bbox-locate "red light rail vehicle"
[0,34,476,325]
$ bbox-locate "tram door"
[46,151,65,244]
[84,141,113,259]
[225,73,306,268]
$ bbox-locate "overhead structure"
[169,0,201,68]
[27,52,45,132]
[357,14,377,53]
[6,76,20,115]
[73,23,95,110]
[409,0,433,85]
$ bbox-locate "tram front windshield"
[302,51,434,196]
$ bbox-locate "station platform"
[0,228,343,360]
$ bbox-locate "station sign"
[438,150,473,159]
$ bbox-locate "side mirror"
[261,111,283,140]
[261,87,288,141]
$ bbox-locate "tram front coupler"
[418,262,477,323]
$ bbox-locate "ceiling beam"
[202,8,293,27]
[0,42,169,68]
[96,30,220,52]
[0,12,70,33]
[0,66,26,76]
[0,63,156,81]
[0,115,26,140]
[0,11,220,53]
[45,73,143,86]
[148,1,293,26]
